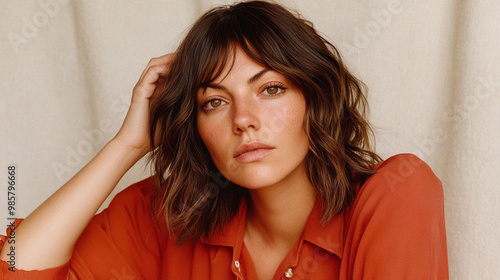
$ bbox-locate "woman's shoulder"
[97,176,166,230]
[360,153,442,196]
[348,153,444,221]
[111,176,156,205]
[342,158,448,277]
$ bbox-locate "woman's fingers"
[137,54,175,83]
[112,54,175,154]
[133,54,175,100]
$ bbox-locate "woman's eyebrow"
[247,68,270,85]
[206,68,271,92]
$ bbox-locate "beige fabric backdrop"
[1,0,499,278]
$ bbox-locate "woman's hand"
[112,54,174,157]
[0,54,176,271]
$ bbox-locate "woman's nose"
[232,98,261,134]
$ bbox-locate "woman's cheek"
[197,116,229,165]
[268,101,305,134]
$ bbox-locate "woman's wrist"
[105,137,150,168]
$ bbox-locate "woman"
[0,1,448,279]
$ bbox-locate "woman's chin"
[227,172,282,191]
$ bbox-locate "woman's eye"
[264,86,282,95]
[204,99,225,110]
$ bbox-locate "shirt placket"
[230,203,247,280]
[276,239,305,280]
[231,259,244,280]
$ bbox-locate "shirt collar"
[301,199,345,258]
[200,199,248,248]
[201,198,345,258]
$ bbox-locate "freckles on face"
[195,48,310,189]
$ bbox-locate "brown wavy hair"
[148,0,381,244]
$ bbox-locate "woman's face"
[196,47,310,190]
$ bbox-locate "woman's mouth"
[234,142,274,163]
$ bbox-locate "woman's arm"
[0,54,173,271]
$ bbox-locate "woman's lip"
[234,142,274,158]
[235,148,273,163]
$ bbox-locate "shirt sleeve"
[0,177,166,280]
[1,219,71,279]
[345,154,449,279]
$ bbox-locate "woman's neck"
[245,164,316,247]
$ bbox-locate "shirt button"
[284,267,293,278]
[234,260,241,271]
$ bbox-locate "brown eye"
[203,98,226,110]
[266,87,279,95]
[267,87,278,94]
[210,100,222,107]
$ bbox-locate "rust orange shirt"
[0,154,449,279]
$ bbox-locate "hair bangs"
[194,5,277,91]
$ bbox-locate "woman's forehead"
[200,44,261,86]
